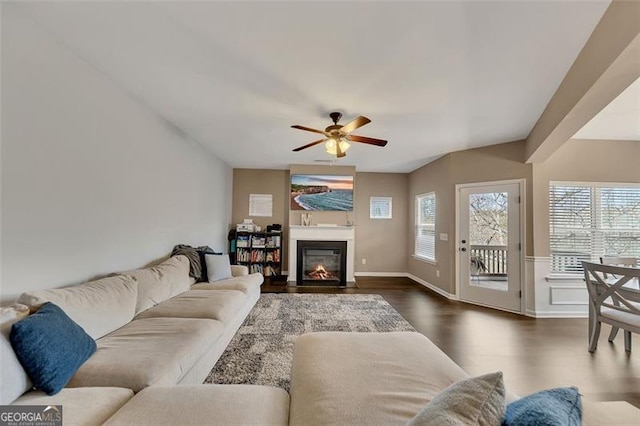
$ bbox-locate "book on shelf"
[251,235,266,248]
[236,235,250,248]
[265,249,280,263]
[250,264,264,274]
[236,248,250,262]
[251,250,265,263]
[266,235,281,248]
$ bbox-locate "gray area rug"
[204,293,415,391]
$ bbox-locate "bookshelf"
[230,230,283,280]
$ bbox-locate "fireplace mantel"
[288,226,355,284]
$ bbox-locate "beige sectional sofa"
[1,254,289,425]
[3,256,636,425]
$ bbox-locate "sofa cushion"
[204,254,233,282]
[503,387,582,426]
[120,255,191,315]
[288,332,469,426]
[68,317,224,392]
[13,387,134,426]
[0,304,32,404]
[407,372,505,426]
[191,273,263,294]
[104,385,289,426]
[17,275,138,340]
[11,303,97,395]
[134,290,247,326]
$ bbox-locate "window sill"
[413,255,437,266]
[545,274,584,283]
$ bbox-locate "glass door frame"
[455,179,526,314]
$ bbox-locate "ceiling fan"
[291,112,387,158]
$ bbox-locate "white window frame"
[370,197,392,219]
[414,192,436,262]
[549,181,640,276]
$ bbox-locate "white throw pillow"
[0,304,32,404]
[205,254,233,282]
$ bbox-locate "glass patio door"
[458,182,522,313]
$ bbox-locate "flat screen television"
[290,174,354,211]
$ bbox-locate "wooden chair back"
[582,261,640,318]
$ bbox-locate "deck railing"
[470,245,507,276]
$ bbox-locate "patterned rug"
[204,293,415,391]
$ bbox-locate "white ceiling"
[13,0,612,172]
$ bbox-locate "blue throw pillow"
[503,387,581,426]
[10,302,96,395]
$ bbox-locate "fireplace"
[297,240,347,285]
[288,225,355,285]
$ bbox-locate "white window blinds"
[415,192,436,261]
[549,183,640,274]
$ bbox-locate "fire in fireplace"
[308,264,336,280]
[297,240,347,285]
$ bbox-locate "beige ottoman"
[288,331,470,425]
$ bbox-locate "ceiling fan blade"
[340,116,371,134]
[291,125,326,135]
[347,134,388,147]
[292,138,328,152]
[336,140,346,158]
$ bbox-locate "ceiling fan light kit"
[325,139,351,155]
[291,111,388,159]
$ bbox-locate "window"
[415,192,436,261]
[549,182,640,274]
[370,197,392,219]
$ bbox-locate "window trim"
[415,192,436,262]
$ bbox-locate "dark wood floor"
[263,277,640,409]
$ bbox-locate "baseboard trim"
[354,272,409,277]
[526,309,588,318]
[407,274,458,300]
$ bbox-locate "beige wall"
[232,169,289,268]
[231,140,639,287]
[408,155,452,291]
[231,166,408,275]
[232,169,289,230]
[354,173,408,274]
[408,141,533,294]
[532,139,640,257]
[449,141,534,256]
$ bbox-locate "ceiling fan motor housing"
[329,111,342,124]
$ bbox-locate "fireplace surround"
[288,225,355,285]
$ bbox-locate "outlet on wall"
[362,258,366,265]
[436,270,440,278]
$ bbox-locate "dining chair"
[582,261,640,352]
[600,256,638,269]
[599,257,639,343]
